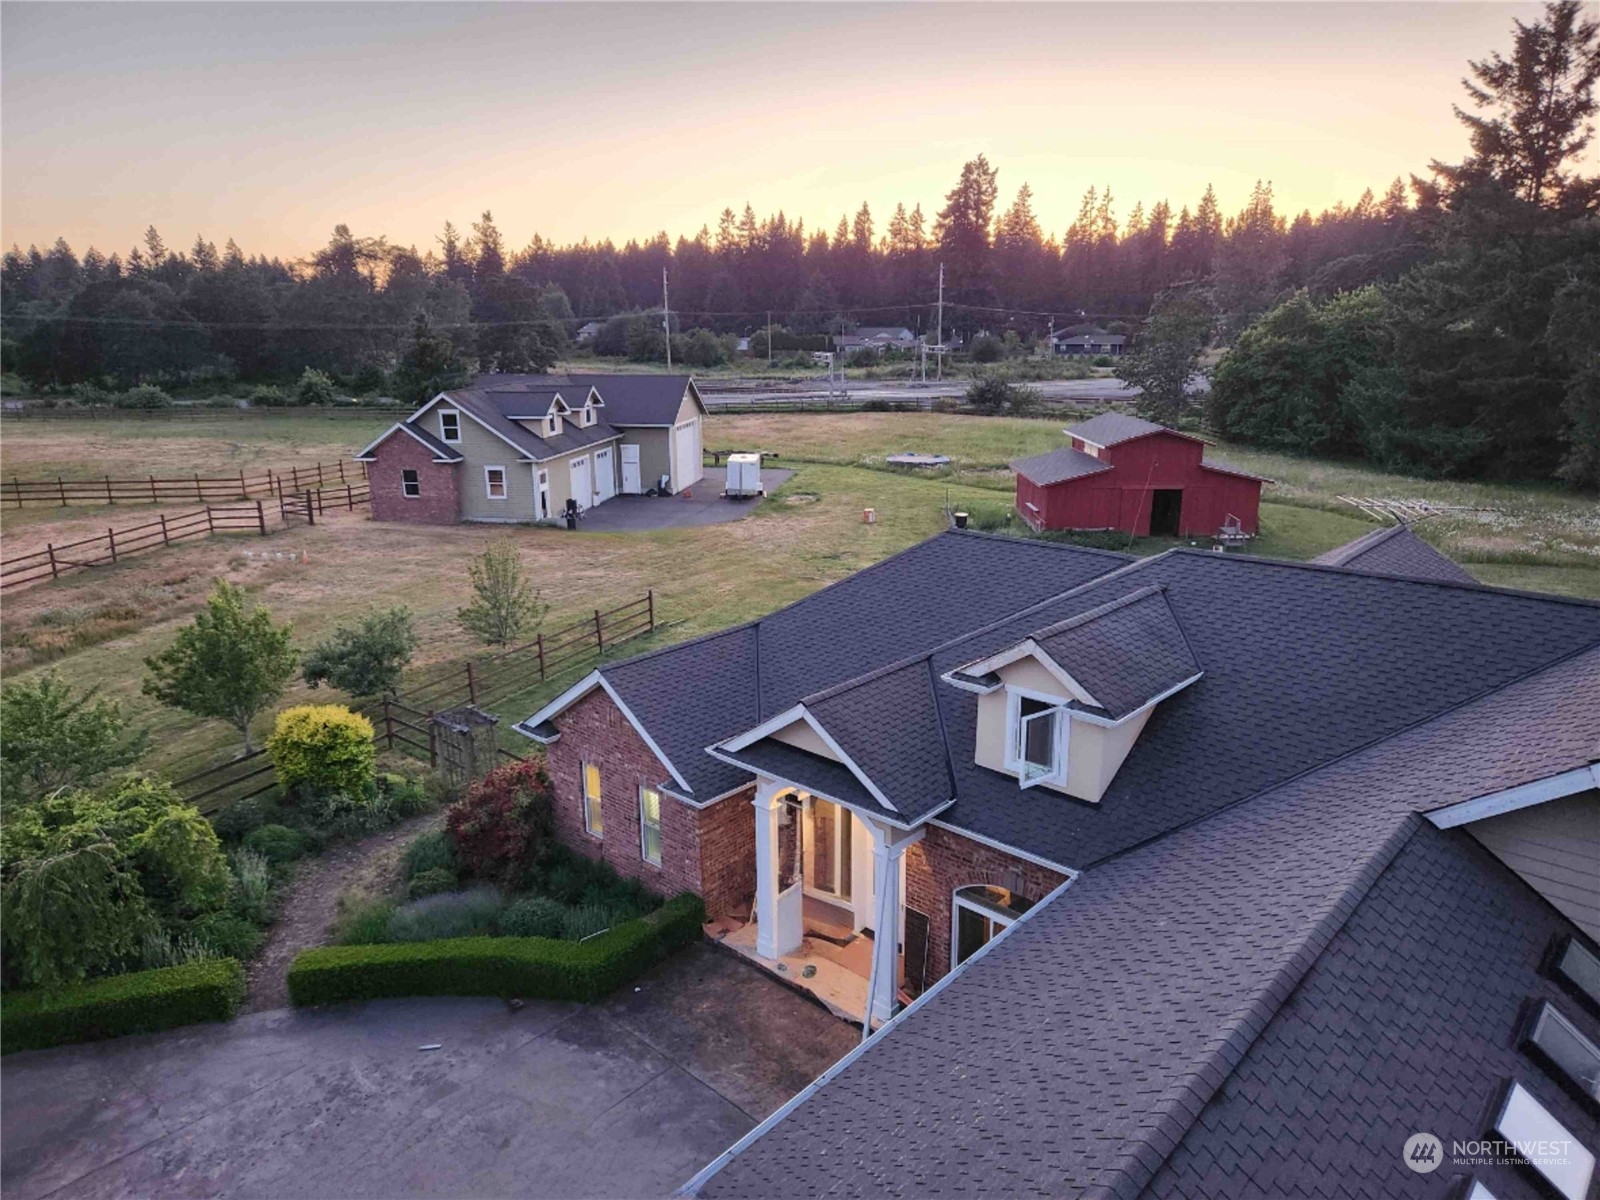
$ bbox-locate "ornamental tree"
[0,672,150,803]
[302,607,418,698]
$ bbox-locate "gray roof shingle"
[1011,445,1114,485]
[470,372,699,427]
[1065,412,1171,447]
[696,645,1600,1199]
[1311,523,1478,585]
[1030,585,1200,719]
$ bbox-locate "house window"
[1524,1000,1600,1103]
[1005,691,1066,787]
[484,466,507,500]
[439,410,460,443]
[951,884,1034,968]
[401,469,420,498]
[639,785,662,866]
[581,762,603,837]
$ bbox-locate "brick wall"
[904,824,1069,987]
[543,684,705,899]
[367,433,460,524]
[693,785,756,920]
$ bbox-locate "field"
[2,408,1595,789]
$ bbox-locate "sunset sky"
[1,2,1541,261]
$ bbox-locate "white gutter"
[676,870,1079,1197]
[1426,762,1600,829]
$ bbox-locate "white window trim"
[400,469,421,499]
[639,784,663,867]
[1002,686,1069,789]
[581,761,603,838]
[438,408,461,444]
[483,465,508,501]
[950,884,1021,971]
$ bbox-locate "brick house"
[1012,412,1268,538]
[356,373,707,525]
[517,525,1600,1052]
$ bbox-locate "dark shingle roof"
[1312,522,1478,585]
[717,738,889,817]
[1030,585,1200,719]
[1065,412,1171,447]
[696,645,1600,1200]
[1011,445,1114,486]
[429,385,620,462]
[354,421,462,462]
[470,372,699,427]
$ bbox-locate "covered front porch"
[711,777,921,1029]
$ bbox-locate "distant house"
[1011,412,1267,537]
[1050,327,1125,357]
[355,373,707,524]
[835,326,920,355]
[573,321,604,345]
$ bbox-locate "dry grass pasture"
[2,408,1594,787]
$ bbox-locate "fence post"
[427,711,437,768]
[647,589,655,630]
[106,477,114,505]
[346,483,354,511]
[240,469,247,498]
[47,543,58,580]
[160,513,170,546]
[59,477,67,507]
[256,499,266,534]
[595,609,605,655]
[383,697,395,750]
[466,661,476,704]
[304,491,315,526]
[207,506,216,534]
[107,526,117,563]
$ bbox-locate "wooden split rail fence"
[174,592,657,810]
[279,481,372,525]
[5,460,363,507]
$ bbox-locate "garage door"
[592,446,616,504]
[674,420,702,489]
[570,456,591,513]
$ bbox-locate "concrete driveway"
[578,467,795,532]
[1,945,856,1200]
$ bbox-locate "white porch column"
[753,778,802,960]
[864,819,922,1027]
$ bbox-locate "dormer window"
[439,409,460,443]
[1004,691,1067,788]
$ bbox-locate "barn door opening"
[1150,489,1183,537]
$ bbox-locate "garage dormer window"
[1004,690,1067,788]
[545,414,562,438]
[439,409,461,443]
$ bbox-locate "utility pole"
[766,311,772,365]
[935,262,945,381]
[662,269,672,369]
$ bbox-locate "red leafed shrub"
[444,761,554,881]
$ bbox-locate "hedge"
[287,892,704,1007]
[1,959,246,1054]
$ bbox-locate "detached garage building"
[1012,413,1267,538]
[357,373,707,525]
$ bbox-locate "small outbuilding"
[1011,413,1267,538]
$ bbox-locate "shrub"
[965,373,1041,415]
[139,929,214,970]
[287,893,704,1007]
[1,959,245,1054]
[969,335,1005,363]
[267,704,375,799]
[402,829,457,880]
[295,368,338,407]
[115,384,174,410]
[302,787,393,839]
[497,895,566,938]
[381,772,432,819]
[0,671,149,804]
[242,823,307,865]
[211,796,269,843]
[190,912,264,961]
[384,887,504,942]
[336,898,396,945]
[301,608,417,698]
[247,385,289,407]
[229,849,274,925]
[407,867,458,900]
[444,760,554,880]
[561,904,624,942]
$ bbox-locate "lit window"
[1554,937,1600,1016]
[639,785,662,866]
[401,469,420,498]
[1526,1001,1600,1103]
[952,885,1034,968]
[581,762,603,837]
[1491,1081,1595,1200]
[485,467,507,500]
[1006,692,1065,787]
[439,410,460,443]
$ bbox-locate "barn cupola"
[944,586,1202,802]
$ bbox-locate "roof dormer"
[947,586,1201,802]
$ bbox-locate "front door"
[804,797,853,902]
[535,468,551,521]
[593,446,616,505]
[620,444,642,494]
[1150,488,1182,537]
[569,456,591,512]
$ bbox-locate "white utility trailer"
[723,453,765,499]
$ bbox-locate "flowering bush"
[444,760,554,881]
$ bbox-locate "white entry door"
[592,446,616,505]
[620,444,642,494]
[569,455,591,513]
[673,420,702,489]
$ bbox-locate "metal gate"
[431,705,500,791]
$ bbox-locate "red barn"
[1012,413,1267,538]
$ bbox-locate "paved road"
[1,945,856,1200]
[698,375,1208,410]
